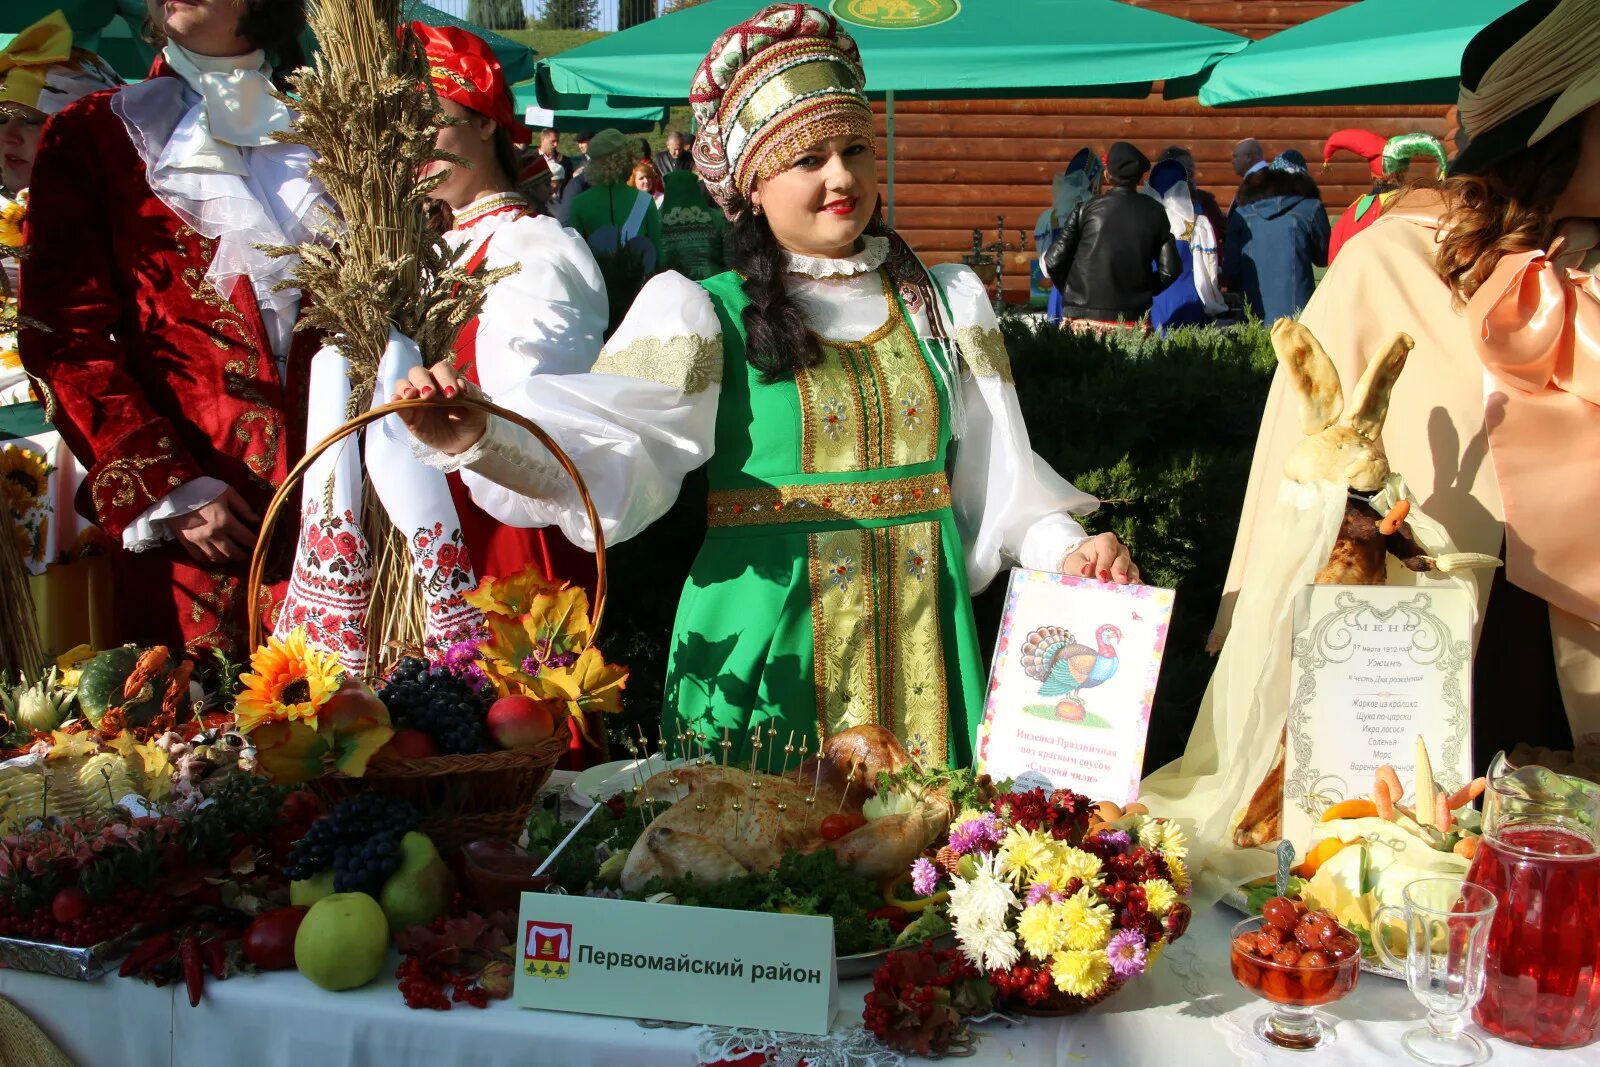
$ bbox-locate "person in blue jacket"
[1221,153,1331,323]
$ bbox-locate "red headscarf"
[410,22,531,144]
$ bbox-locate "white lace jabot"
[782,233,889,279]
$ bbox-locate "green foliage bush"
[595,318,1278,773]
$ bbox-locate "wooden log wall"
[881,1,1450,301]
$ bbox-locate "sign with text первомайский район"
[514,892,837,1035]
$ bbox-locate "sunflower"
[233,627,343,734]
[0,446,51,515]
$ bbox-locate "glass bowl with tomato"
[1230,895,1362,1051]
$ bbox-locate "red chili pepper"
[181,934,204,1007]
[119,931,175,978]
[203,937,227,981]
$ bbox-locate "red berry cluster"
[987,961,1057,1006]
[0,885,175,947]
[862,943,981,1056]
[992,788,1093,840]
[395,953,489,1011]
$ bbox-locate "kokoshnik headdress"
[687,4,969,436]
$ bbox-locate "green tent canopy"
[535,0,1246,109]
[1195,0,1521,107]
[2,0,535,86]
[512,83,667,134]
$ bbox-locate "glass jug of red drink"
[1465,752,1600,1049]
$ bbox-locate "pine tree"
[664,0,711,10]
[539,0,600,30]
[619,0,657,29]
[468,0,528,31]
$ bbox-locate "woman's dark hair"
[725,194,822,380]
[1434,115,1582,305]
[1234,167,1322,205]
[491,125,520,192]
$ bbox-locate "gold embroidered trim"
[808,527,879,737]
[885,520,948,766]
[593,334,723,395]
[90,435,178,512]
[955,325,1014,383]
[429,66,475,92]
[707,471,949,528]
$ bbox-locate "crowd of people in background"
[1033,127,1449,333]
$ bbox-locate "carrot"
[1435,790,1452,832]
[1376,767,1404,817]
[1378,500,1411,536]
[1374,779,1396,820]
[1453,835,1480,860]
[1447,778,1487,810]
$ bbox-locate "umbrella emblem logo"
[830,0,961,31]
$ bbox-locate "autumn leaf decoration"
[466,566,628,745]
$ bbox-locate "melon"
[76,646,166,727]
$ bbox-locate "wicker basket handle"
[247,394,607,652]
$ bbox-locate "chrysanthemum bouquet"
[915,787,1192,1010]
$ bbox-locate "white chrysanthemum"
[1016,900,1070,958]
[947,853,1019,930]
[1057,886,1113,951]
[997,827,1053,886]
[955,914,1021,972]
[1137,816,1188,859]
[1144,878,1178,918]
[1051,948,1112,997]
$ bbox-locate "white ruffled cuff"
[1018,513,1091,573]
[121,476,229,552]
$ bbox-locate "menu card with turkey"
[976,570,1175,804]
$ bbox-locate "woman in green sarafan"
[394,4,1137,768]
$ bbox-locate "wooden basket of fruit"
[244,395,611,854]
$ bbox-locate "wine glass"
[1230,915,1361,1050]
[1374,878,1497,1066]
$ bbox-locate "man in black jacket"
[653,129,695,175]
[1044,142,1180,326]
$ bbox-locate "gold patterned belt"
[706,471,950,528]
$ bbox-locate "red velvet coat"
[20,82,315,657]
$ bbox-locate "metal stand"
[963,216,1029,313]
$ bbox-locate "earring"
[751,203,764,217]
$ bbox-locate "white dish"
[567,754,683,807]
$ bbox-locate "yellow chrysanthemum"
[1137,816,1189,860]
[997,827,1054,885]
[1052,844,1104,887]
[1051,948,1111,998]
[0,445,52,514]
[1167,855,1192,895]
[1057,886,1113,951]
[1016,901,1071,958]
[1145,878,1178,918]
[233,628,343,733]
[0,197,24,248]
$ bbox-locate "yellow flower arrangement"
[996,826,1053,885]
[1051,948,1111,998]
[233,628,343,733]
[1144,878,1178,918]
[0,445,51,515]
[1047,843,1104,889]
[1015,900,1072,958]
[0,195,24,249]
[1057,886,1113,951]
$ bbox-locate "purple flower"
[948,812,1004,856]
[1099,830,1132,854]
[1106,929,1147,980]
[1025,882,1066,907]
[910,857,939,897]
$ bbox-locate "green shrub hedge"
[595,318,1278,772]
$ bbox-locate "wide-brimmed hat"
[1450,0,1600,175]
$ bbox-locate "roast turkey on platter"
[619,725,953,893]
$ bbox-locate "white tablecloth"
[0,900,1569,1067]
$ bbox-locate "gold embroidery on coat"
[593,334,724,395]
[90,436,177,512]
[954,325,1014,383]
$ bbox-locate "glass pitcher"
[1464,752,1600,1049]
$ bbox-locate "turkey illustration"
[1020,624,1122,721]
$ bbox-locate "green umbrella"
[535,0,1246,108]
[1196,0,1521,107]
[2,0,535,86]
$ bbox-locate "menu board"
[1281,585,1474,845]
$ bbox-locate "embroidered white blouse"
[431,239,1096,593]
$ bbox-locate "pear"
[290,869,336,908]
[294,893,389,991]
[378,831,453,933]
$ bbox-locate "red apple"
[486,695,559,750]
[387,728,441,759]
[51,887,89,925]
[243,906,308,970]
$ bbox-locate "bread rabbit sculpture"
[1232,319,1498,847]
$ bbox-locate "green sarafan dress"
[434,234,1098,768]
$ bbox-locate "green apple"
[290,869,336,908]
[379,831,453,933]
[294,893,390,991]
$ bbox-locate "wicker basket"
[247,395,608,853]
